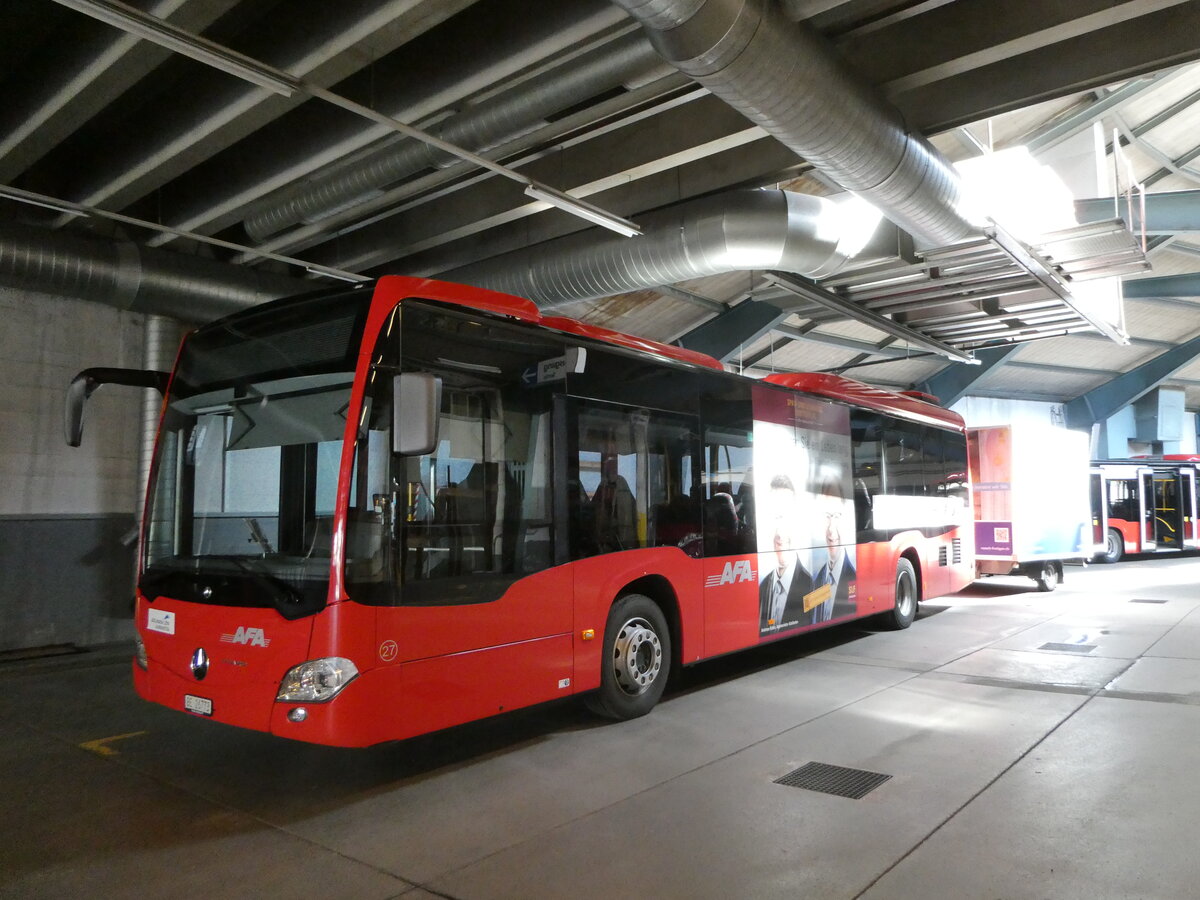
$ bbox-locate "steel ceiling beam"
[1021,72,1171,154]
[882,2,1200,135]
[1076,191,1200,234]
[1064,333,1200,428]
[676,300,786,362]
[916,343,1022,408]
[1122,273,1200,299]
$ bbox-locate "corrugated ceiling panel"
[1167,355,1200,381]
[751,339,860,372]
[563,290,713,345]
[1120,69,1200,127]
[1010,335,1157,370]
[1122,300,1200,342]
[812,319,897,342]
[975,366,1108,399]
[852,358,946,386]
[1138,105,1200,159]
[1143,247,1200,276]
[679,272,755,303]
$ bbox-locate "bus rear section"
[84,276,974,747]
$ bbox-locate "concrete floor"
[3,554,1200,899]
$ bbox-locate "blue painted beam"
[1075,191,1200,234]
[1122,272,1200,299]
[1064,334,1200,429]
[916,345,1022,407]
[676,300,786,361]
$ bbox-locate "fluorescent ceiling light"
[524,185,642,238]
[51,0,298,97]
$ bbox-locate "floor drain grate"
[774,762,891,799]
[1039,642,1097,654]
[1131,598,1168,604]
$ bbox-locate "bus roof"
[763,372,966,430]
[375,276,726,372]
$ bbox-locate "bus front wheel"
[1101,528,1124,564]
[585,593,671,721]
[880,558,918,630]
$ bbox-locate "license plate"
[184,694,213,716]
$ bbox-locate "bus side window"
[702,426,754,556]
[574,403,700,558]
[850,409,882,539]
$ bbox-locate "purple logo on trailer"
[975,521,1013,555]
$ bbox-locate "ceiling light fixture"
[523,185,642,238]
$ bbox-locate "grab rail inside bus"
[65,367,169,447]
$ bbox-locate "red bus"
[70,276,974,747]
[1095,459,1200,562]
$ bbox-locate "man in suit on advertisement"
[759,474,815,635]
[811,470,856,623]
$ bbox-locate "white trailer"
[967,424,1096,591]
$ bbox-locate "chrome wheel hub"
[612,617,662,696]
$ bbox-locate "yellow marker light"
[582,629,595,640]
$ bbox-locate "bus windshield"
[141,289,370,619]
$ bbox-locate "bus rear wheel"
[1101,528,1124,564]
[585,593,671,721]
[880,558,918,630]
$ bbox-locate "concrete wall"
[0,287,144,652]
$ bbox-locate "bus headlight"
[135,633,148,670]
[277,658,359,703]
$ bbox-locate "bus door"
[1152,470,1184,548]
[1181,467,1199,549]
[1140,468,1157,551]
[1089,468,1106,554]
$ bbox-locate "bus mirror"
[65,368,169,447]
[394,373,442,455]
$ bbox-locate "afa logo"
[705,560,756,587]
[219,626,271,647]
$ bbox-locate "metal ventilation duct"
[446,189,867,306]
[0,226,307,321]
[612,0,977,247]
[242,32,667,242]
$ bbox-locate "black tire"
[880,558,918,630]
[1101,528,1124,564]
[584,593,671,721]
[1030,560,1059,592]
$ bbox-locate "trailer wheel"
[1029,561,1060,592]
[584,594,671,721]
[1101,528,1124,564]
[880,558,918,630]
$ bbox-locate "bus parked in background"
[1095,458,1200,562]
[68,276,974,747]
[967,425,1094,591]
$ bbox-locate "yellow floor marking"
[79,731,148,756]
